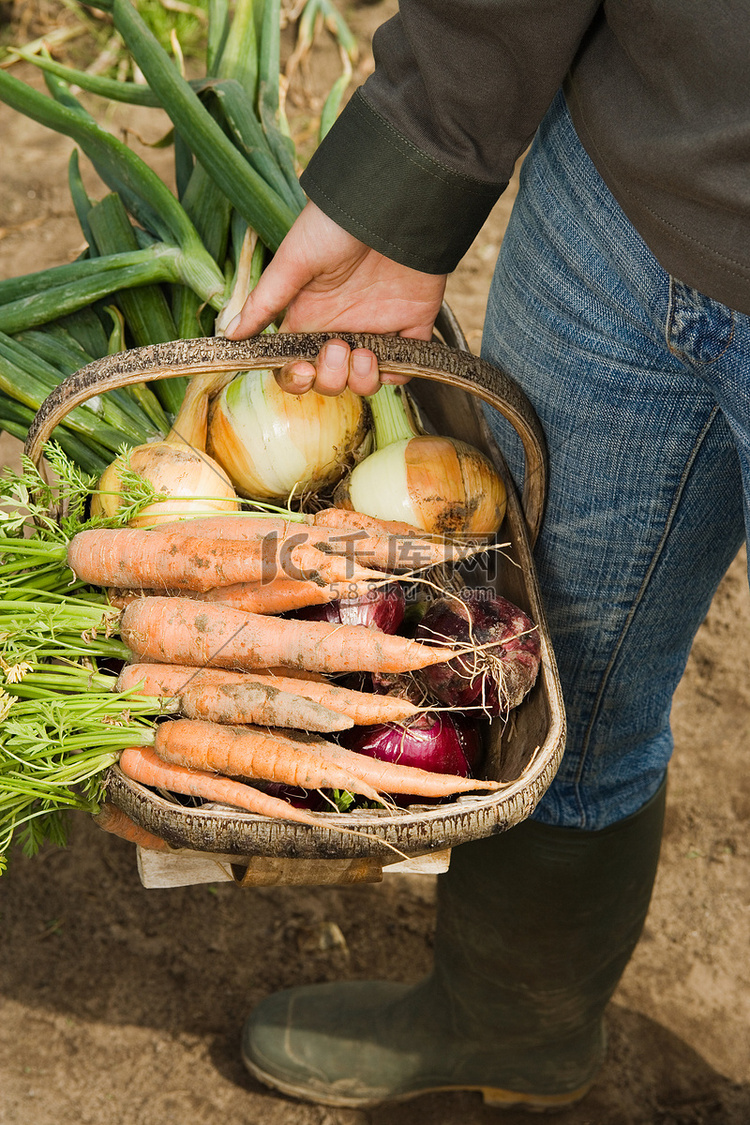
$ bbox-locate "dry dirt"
[0,5,749,1124]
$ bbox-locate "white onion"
[92,443,238,527]
[207,369,368,500]
[345,439,422,526]
[90,370,240,526]
[334,385,507,537]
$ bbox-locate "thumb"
[224,249,313,339]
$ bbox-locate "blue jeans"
[481,91,748,830]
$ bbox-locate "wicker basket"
[25,314,565,884]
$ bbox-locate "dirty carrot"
[93,802,172,851]
[157,514,460,569]
[313,508,438,539]
[108,576,379,615]
[155,515,308,539]
[67,527,385,592]
[117,662,250,696]
[116,662,416,725]
[116,663,330,700]
[178,681,354,732]
[119,746,327,826]
[255,726,504,799]
[263,666,330,682]
[120,595,458,674]
[245,671,421,725]
[152,721,385,802]
[194,576,377,614]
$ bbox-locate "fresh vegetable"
[158,513,462,571]
[151,718,500,800]
[152,719,385,803]
[312,508,440,537]
[91,371,239,526]
[119,746,332,826]
[415,593,541,715]
[93,803,172,852]
[292,584,406,633]
[119,595,458,675]
[207,367,369,501]
[256,725,498,799]
[66,527,384,592]
[116,663,254,696]
[193,576,380,615]
[150,514,308,539]
[334,383,507,536]
[0,450,521,873]
[117,663,422,725]
[178,680,355,732]
[342,711,480,778]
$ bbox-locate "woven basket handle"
[24,332,548,542]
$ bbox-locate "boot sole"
[244,1054,594,1112]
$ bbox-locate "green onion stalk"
[0,0,363,474]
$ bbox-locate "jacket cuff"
[300,90,505,274]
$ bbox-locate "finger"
[309,339,354,396]
[276,346,381,397]
[347,348,381,397]
[380,372,412,386]
[276,361,317,395]
[224,256,312,340]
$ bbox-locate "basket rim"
[24,329,548,545]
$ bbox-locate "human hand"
[223,201,447,396]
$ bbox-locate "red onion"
[341,711,481,805]
[415,592,541,716]
[291,583,405,632]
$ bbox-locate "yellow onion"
[333,385,506,537]
[91,371,240,527]
[206,368,369,501]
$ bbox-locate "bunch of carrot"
[65,505,500,847]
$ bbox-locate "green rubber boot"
[242,781,666,1110]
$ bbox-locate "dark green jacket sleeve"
[300,0,601,274]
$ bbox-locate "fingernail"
[278,364,313,393]
[352,351,373,376]
[324,342,348,368]
[225,314,241,338]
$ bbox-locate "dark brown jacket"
[301,1,750,314]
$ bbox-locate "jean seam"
[572,406,722,826]
[665,277,736,367]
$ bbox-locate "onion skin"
[90,370,239,526]
[415,593,541,716]
[334,435,506,537]
[207,370,369,501]
[291,584,406,633]
[341,711,481,805]
[90,443,239,527]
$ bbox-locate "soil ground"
[0,5,748,1124]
